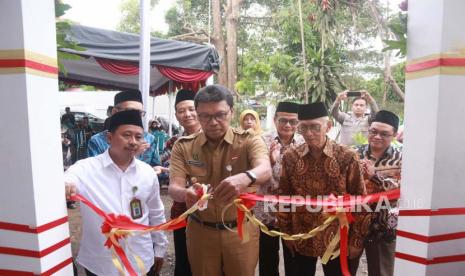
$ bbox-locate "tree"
[161,0,405,111]
[116,0,159,34]
[55,0,84,73]
[212,0,228,86]
[367,0,405,102]
[225,0,244,90]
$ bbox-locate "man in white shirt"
[65,110,168,276]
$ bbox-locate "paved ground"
[68,188,368,275]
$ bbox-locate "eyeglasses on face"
[297,124,321,134]
[277,117,299,126]
[368,129,393,138]
[198,110,230,123]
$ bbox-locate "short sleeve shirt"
[169,127,269,222]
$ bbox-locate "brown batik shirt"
[254,131,305,226]
[277,139,371,257]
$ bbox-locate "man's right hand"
[185,183,203,208]
[65,182,77,200]
[269,141,282,166]
[337,90,348,101]
[283,239,298,257]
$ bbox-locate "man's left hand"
[361,90,372,100]
[153,166,169,175]
[152,257,164,275]
[214,173,250,203]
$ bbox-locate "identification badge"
[130,198,143,219]
[129,186,142,219]
[187,160,205,167]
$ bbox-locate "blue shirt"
[151,130,169,154]
[87,130,160,166]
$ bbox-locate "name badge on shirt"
[130,198,143,220]
[187,160,205,167]
[130,186,143,220]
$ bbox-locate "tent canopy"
[59,25,220,96]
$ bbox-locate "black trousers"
[173,226,192,276]
[259,227,280,276]
[282,245,343,276]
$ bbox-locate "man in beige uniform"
[169,84,271,276]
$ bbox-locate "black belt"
[189,214,237,230]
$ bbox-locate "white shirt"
[65,150,168,275]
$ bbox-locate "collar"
[298,137,334,158]
[367,145,394,160]
[273,132,298,145]
[224,128,234,144]
[197,127,234,146]
[183,127,202,137]
[102,149,137,171]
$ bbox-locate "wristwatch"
[245,170,257,184]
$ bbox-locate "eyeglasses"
[114,107,147,117]
[198,110,230,123]
[297,124,321,134]
[277,118,299,126]
[368,129,393,138]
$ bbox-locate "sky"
[62,0,404,35]
[63,0,174,33]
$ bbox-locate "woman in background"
[239,109,263,135]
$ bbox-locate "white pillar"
[396,0,465,275]
[0,1,73,275]
[139,0,151,131]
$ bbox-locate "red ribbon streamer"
[340,225,350,276]
[71,194,186,275]
[71,188,401,275]
[236,190,400,276]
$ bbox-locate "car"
[61,111,106,132]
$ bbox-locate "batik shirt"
[277,139,371,257]
[161,132,186,219]
[357,144,402,243]
[87,130,160,166]
[254,132,304,226]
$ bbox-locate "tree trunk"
[383,50,390,106]
[368,0,405,102]
[297,0,308,103]
[225,0,243,91]
[388,75,406,101]
[211,0,228,86]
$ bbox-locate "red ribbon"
[71,194,186,275]
[340,225,350,276]
[71,188,401,275]
[235,189,400,276]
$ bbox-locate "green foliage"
[55,1,85,74]
[55,0,71,17]
[307,48,345,107]
[116,0,159,34]
[352,132,368,146]
[161,0,405,113]
[383,13,407,57]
